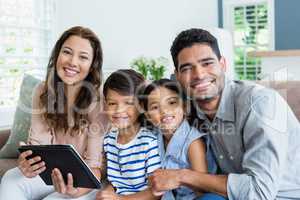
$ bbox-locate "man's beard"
[190,84,222,102]
[194,91,219,101]
[193,74,225,101]
[191,89,222,116]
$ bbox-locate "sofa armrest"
[0,129,10,149]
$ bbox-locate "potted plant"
[130,56,168,80]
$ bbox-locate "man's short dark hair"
[170,28,221,71]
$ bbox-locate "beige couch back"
[261,81,300,121]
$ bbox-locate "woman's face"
[146,86,184,133]
[56,35,94,85]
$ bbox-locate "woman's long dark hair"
[40,26,103,134]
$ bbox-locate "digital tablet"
[18,144,102,189]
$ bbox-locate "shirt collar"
[158,120,190,159]
[196,76,235,122]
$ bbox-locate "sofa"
[0,74,41,178]
[0,79,299,179]
[0,129,15,177]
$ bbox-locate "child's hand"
[96,186,120,200]
[17,141,46,178]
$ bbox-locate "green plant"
[131,56,149,79]
[130,56,168,80]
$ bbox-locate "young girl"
[0,26,108,200]
[96,69,161,200]
[141,79,226,200]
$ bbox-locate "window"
[223,0,274,80]
[0,0,55,108]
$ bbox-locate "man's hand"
[149,169,181,196]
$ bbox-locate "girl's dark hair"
[140,78,183,111]
[40,26,103,134]
[103,69,146,124]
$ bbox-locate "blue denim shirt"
[158,120,217,200]
[194,78,300,200]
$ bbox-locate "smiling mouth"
[64,67,79,77]
[161,116,175,123]
[190,79,215,91]
[112,116,129,122]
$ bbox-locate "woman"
[0,26,108,200]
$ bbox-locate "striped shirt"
[103,127,161,195]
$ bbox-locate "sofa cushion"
[277,82,300,121]
[260,81,300,121]
[0,129,10,149]
[0,159,18,178]
[0,74,41,158]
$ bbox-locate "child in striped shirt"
[96,70,161,200]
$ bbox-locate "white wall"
[55,0,218,78]
[0,0,219,128]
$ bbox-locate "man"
[149,28,300,200]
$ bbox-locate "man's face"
[175,44,226,102]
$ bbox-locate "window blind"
[224,0,272,80]
[0,0,55,107]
